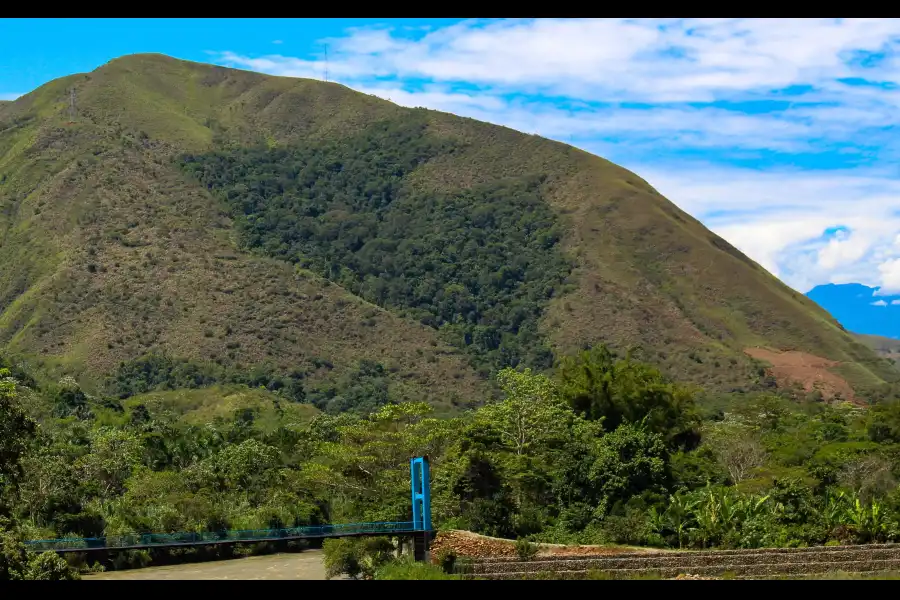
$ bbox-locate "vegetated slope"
[855,333,900,363]
[180,115,572,375]
[0,55,488,413]
[0,53,893,405]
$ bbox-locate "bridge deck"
[26,521,424,553]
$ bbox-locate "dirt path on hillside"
[744,347,857,402]
[84,550,346,580]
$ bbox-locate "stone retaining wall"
[464,544,900,579]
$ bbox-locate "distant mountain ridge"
[853,333,900,364]
[807,283,900,340]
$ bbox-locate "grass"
[518,569,664,580]
[0,52,891,405]
[795,571,900,580]
[118,385,319,430]
[374,559,462,580]
[855,333,900,365]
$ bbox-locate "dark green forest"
[105,353,406,416]
[180,116,573,374]
[7,345,900,578]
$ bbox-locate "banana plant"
[693,485,728,548]
[647,506,666,536]
[822,490,849,531]
[869,498,888,542]
[846,497,871,541]
[663,491,698,549]
[735,494,771,523]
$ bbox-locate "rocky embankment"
[461,543,900,579]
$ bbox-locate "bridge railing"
[24,521,418,553]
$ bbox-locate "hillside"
[855,333,900,363]
[0,53,894,408]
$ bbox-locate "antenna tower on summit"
[324,43,329,82]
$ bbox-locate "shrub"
[111,550,151,571]
[515,538,539,561]
[26,552,81,580]
[435,548,457,574]
[586,570,615,580]
[375,558,461,580]
[322,537,395,580]
[0,523,80,580]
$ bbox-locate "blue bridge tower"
[410,456,433,560]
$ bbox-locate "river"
[84,550,346,580]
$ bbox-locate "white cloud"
[817,229,872,271]
[879,259,900,294]
[213,18,900,293]
[873,300,889,306]
[219,19,900,103]
[0,93,21,101]
[272,40,283,45]
[892,299,900,305]
[631,165,900,292]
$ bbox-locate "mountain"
[853,333,900,362]
[807,283,900,340]
[0,53,894,409]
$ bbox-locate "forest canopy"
[181,117,573,373]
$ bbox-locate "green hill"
[0,53,894,409]
[854,333,900,362]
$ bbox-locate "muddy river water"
[84,550,346,580]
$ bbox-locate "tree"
[734,394,790,433]
[463,368,575,533]
[316,402,458,523]
[76,427,143,499]
[322,536,394,580]
[703,420,767,484]
[0,518,79,580]
[475,368,572,456]
[838,454,896,503]
[25,551,79,580]
[208,438,280,490]
[16,448,83,529]
[0,369,37,494]
[589,423,669,516]
[868,400,900,444]
[52,376,92,420]
[556,346,699,448]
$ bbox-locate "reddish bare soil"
[744,347,857,402]
[429,530,658,560]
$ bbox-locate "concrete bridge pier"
[413,531,431,562]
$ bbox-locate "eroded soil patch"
[744,347,857,402]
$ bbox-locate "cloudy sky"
[3,18,899,295]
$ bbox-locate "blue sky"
[4,18,900,298]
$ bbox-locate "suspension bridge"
[25,456,435,560]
